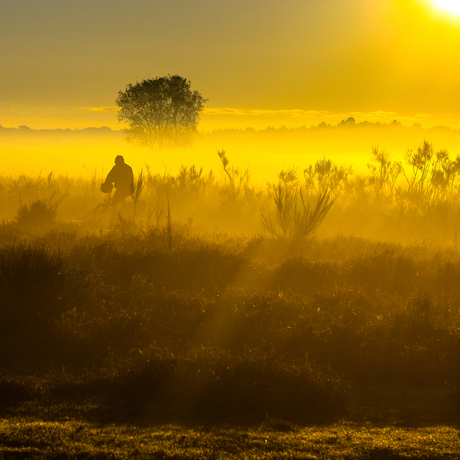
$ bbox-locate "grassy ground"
[0,372,458,459]
[0,419,458,459]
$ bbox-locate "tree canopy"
[116,75,207,148]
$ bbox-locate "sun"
[430,0,460,15]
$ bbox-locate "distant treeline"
[0,125,123,137]
[1,119,459,137]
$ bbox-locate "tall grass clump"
[7,172,57,203]
[15,191,64,229]
[261,177,334,241]
[218,149,250,199]
[304,157,353,195]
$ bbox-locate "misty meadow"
[4,0,460,456]
[0,132,458,458]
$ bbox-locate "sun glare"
[430,0,460,15]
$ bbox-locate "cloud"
[203,107,331,118]
[350,111,397,118]
[79,106,118,112]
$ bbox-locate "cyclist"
[101,155,134,208]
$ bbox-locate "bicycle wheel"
[94,202,111,223]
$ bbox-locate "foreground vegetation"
[0,229,457,416]
[0,143,459,457]
[1,420,458,459]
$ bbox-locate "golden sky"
[1,0,460,130]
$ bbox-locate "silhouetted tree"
[116,75,207,148]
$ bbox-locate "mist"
[2,121,460,243]
[3,120,460,178]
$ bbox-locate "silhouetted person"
[102,155,134,208]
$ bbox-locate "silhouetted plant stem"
[167,192,172,253]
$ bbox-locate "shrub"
[75,242,248,292]
[268,257,340,295]
[15,193,64,229]
[0,375,42,411]
[0,244,85,333]
[100,348,348,423]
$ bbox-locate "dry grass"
[0,419,458,459]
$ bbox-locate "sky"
[1,0,460,130]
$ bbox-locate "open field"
[5,0,460,454]
[0,419,458,459]
[0,141,459,458]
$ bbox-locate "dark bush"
[0,244,85,328]
[0,376,41,412]
[69,237,248,293]
[345,251,418,296]
[268,257,340,295]
[100,348,348,423]
[0,244,88,369]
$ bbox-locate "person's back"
[103,156,134,206]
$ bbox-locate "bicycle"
[94,189,114,223]
[95,182,146,226]
[94,189,139,225]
